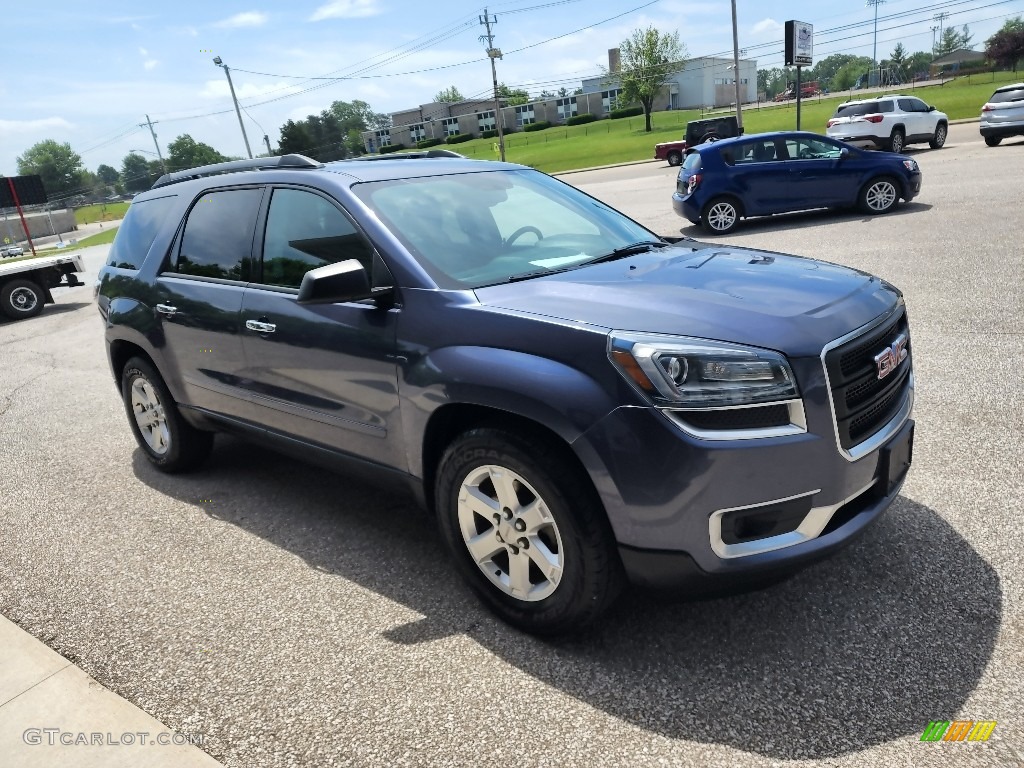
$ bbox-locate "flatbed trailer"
[0,253,85,320]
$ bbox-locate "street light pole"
[213,56,253,159]
[730,0,744,132]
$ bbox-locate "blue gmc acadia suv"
[96,153,914,634]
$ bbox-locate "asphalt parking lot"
[1,122,1022,767]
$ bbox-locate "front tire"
[701,196,742,235]
[985,135,1002,147]
[121,356,213,473]
[435,428,623,635]
[929,122,947,149]
[859,176,900,214]
[887,128,905,154]
[0,278,44,320]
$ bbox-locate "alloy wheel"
[707,201,738,232]
[9,286,38,313]
[865,180,897,212]
[130,376,170,455]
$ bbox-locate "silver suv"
[826,95,948,153]
[980,82,1024,146]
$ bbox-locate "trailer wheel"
[0,278,45,320]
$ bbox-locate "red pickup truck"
[654,116,740,166]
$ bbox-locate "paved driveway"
[1,122,1021,767]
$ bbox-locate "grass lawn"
[34,226,119,255]
[436,71,1021,174]
[74,201,129,225]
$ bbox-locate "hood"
[474,245,901,357]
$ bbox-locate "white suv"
[826,95,948,153]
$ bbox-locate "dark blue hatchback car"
[672,131,923,234]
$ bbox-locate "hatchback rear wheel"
[701,197,741,235]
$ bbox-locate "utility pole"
[479,9,506,162]
[866,0,885,82]
[730,0,743,132]
[141,114,167,174]
[213,56,253,159]
[930,25,940,54]
[933,12,950,53]
[263,134,273,155]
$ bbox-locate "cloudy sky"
[3,0,1019,184]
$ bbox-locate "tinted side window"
[261,188,374,289]
[879,101,895,113]
[897,98,918,112]
[730,140,778,164]
[177,188,262,280]
[105,195,177,269]
[909,98,929,112]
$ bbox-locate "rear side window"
[177,188,263,280]
[990,88,1024,104]
[104,195,177,269]
[260,188,374,289]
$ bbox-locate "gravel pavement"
[0,121,1021,767]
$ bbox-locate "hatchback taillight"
[864,114,884,123]
[827,119,838,128]
[687,173,702,194]
[982,104,993,112]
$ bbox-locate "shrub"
[378,143,406,154]
[566,113,597,126]
[481,129,499,139]
[523,121,552,133]
[610,106,643,119]
[445,133,474,144]
[415,138,443,149]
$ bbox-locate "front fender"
[400,345,619,479]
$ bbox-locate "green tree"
[166,134,228,172]
[757,67,790,98]
[986,17,1024,72]
[278,120,313,156]
[957,25,974,50]
[609,26,686,132]
[934,26,972,57]
[808,54,858,86]
[96,164,120,185]
[433,86,465,103]
[833,61,864,90]
[497,83,530,106]
[903,51,934,79]
[121,153,154,192]
[15,139,84,198]
[889,43,907,79]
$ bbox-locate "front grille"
[680,404,791,431]
[824,307,912,451]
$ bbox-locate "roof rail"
[345,149,467,162]
[151,154,323,188]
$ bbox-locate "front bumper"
[572,352,914,590]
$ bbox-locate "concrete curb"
[0,616,222,767]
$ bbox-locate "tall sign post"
[785,21,814,130]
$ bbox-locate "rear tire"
[701,196,742,235]
[121,356,213,473]
[984,135,1002,147]
[887,128,905,154]
[858,176,900,214]
[0,278,45,320]
[435,427,623,635]
[929,122,947,149]
[667,150,682,167]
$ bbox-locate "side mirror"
[297,259,386,304]
[839,147,850,160]
[928,105,936,112]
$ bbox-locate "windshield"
[351,168,656,289]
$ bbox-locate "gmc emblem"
[874,333,909,380]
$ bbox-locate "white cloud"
[0,117,75,136]
[751,18,783,37]
[144,60,159,71]
[309,0,381,22]
[213,11,268,29]
[139,47,148,57]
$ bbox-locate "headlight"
[608,332,799,408]
[902,159,918,171]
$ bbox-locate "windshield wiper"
[576,240,670,267]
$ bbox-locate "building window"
[376,128,391,147]
[514,104,535,127]
[477,111,495,132]
[442,117,460,137]
[601,89,621,111]
[408,123,427,143]
[556,97,578,121]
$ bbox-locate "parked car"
[672,131,922,235]
[97,153,914,634]
[979,82,1024,146]
[826,95,948,153]
[1,244,25,258]
[654,115,741,166]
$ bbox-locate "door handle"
[155,303,177,316]
[245,319,277,334]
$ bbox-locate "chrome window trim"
[820,299,914,462]
[709,481,876,559]
[661,399,807,441]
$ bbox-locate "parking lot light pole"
[731,0,744,132]
[213,56,253,159]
